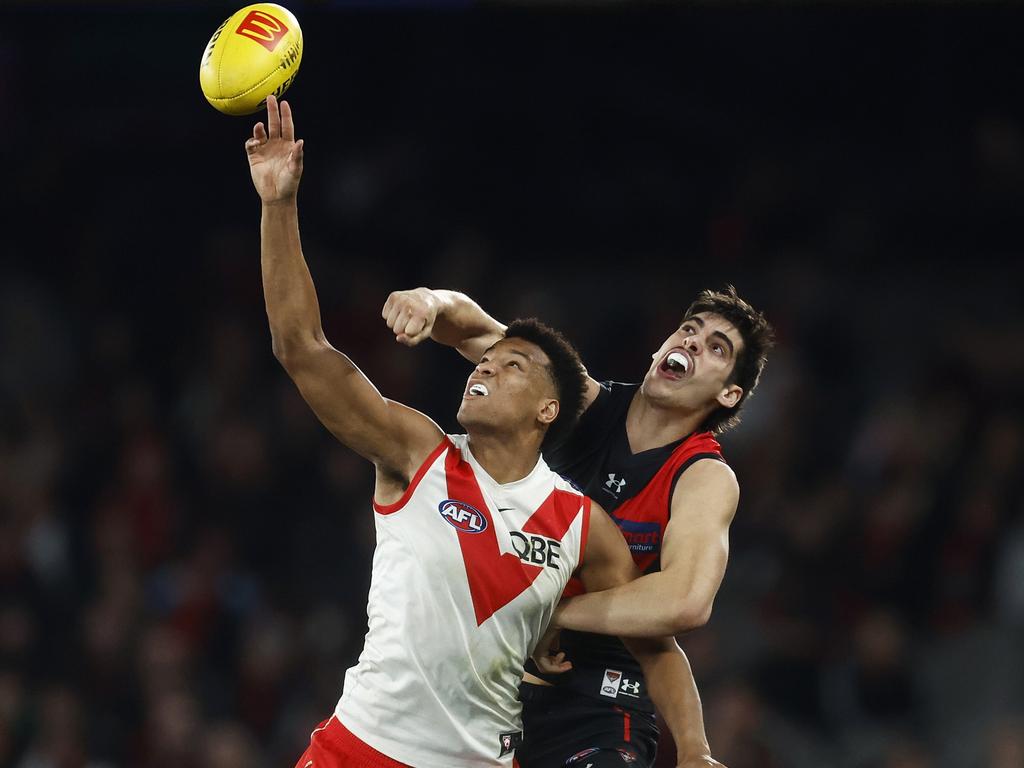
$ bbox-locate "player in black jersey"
[380,286,773,768]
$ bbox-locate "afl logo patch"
[438,499,488,534]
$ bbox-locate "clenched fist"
[382,288,440,346]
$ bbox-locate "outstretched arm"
[382,288,506,362]
[382,288,602,407]
[555,459,738,637]
[247,97,443,491]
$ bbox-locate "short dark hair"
[684,285,775,434]
[503,318,588,449]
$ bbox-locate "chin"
[643,377,697,410]
[457,404,493,433]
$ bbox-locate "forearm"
[428,290,505,357]
[260,201,325,357]
[624,639,711,759]
[556,570,711,638]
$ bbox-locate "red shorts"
[293,715,522,767]
[293,716,411,768]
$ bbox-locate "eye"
[681,325,695,335]
[712,344,723,356]
[508,360,521,369]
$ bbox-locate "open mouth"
[467,383,489,397]
[658,349,692,380]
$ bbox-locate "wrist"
[551,599,571,630]
[262,196,297,209]
[674,738,712,761]
[424,288,451,316]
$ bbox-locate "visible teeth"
[469,383,489,397]
[666,352,689,373]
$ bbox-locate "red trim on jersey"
[557,432,724,600]
[372,437,451,515]
[577,496,592,567]
[610,431,724,575]
[293,716,412,768]
[613,706,631,742]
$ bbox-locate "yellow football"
[199,3,303,116]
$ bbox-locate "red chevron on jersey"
[445,446,582,625]
[523,489,589,541]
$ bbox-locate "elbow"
[271,332,322,370]
[668,598,713,635]
[271,336,297,368]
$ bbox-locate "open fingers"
[281,100,296,142]
[253,122,267,142]
[289,138,304,169]
[266,94,280,138]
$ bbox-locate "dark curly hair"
[684,285,775,434]
[503,318,588,449]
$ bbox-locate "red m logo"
[234,9,289,53]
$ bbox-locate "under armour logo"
[604,474,626,496]
[621,679,641,695]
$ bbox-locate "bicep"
[283,341,444,473]
[577,502,640,592]
[661,460,739,594]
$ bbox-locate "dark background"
[2,3,1023,767]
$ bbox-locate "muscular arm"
[382,288,602,407]
[250,99,443,491]
[555,459,738,637]
[624,637,720,767]
[572,504,721,767]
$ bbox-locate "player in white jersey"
[245,97,698,768]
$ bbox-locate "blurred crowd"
[3,5,1024,768]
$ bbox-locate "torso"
[532,382,725,712]
[337,434,592,768]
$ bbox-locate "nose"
[682,333,703,356]
[475,359,496,376]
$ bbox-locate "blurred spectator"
[3,7,1024,768]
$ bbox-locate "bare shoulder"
[679,457,738,490]
[672,458,739,512]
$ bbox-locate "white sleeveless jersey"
[335,434,591,768]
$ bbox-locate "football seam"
[209,50,300,102]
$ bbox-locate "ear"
[716,384,743,410]
[538,399,559,427]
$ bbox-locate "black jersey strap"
[667,453,726,513]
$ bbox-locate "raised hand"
[245,95,303,204]
[382,288,441,346]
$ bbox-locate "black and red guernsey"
[527,381,725,714]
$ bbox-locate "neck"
[466,429,544,484]
[625,387,710,453]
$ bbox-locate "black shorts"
[517,683,659,768]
